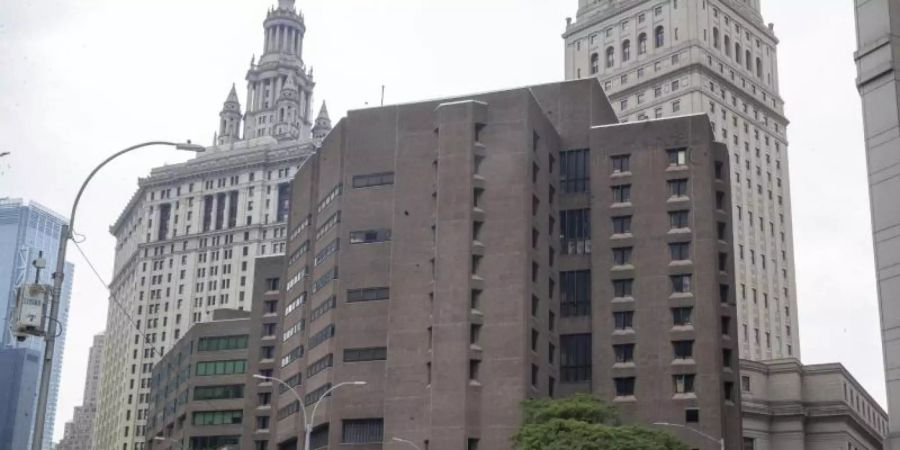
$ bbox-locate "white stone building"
[741,359,887,450]
[91,1,330,448]
[562,0,800,362]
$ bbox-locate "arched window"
[606,47,615,68]
[756,57,763,77]
[735,44,742,64]
[622,40,631,62]
[746,50,752,70]
[638,33,647,55]
[655,26,665,48]
[713,27,720,49]
[724,35,731,56]
[590,53,600,74]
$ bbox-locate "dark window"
[531,364,539,386]
[612,216,632,234]
[560,270,591,317]
[672,307,693,326]
[347,287,389,303]
[352,172,394,189]
[615,377,636,396]
[469,359,480,380]
[560,334,592,382]
[685,408,700,423]
[724,381,735,401]
[344,347,387,362]
[591,52,600,74]
[614,311,634,330]
[723,349,733,368]
[671,275,692,293]
[717,221,727,240]
[561,209,592,255]
[193,384,244,401]
[276,183,291,222]
[612,185,631,203]
[669,242,690,261]
[669,210,689,229]
[673,340,694,359]
[349,229,391,244]
[265,277,280,291]
[613,247,633,265]
[668,179,688,197]
[716,191,726,209]
[667,148,687,166]
[611,155,630,173]
[198,335,248,351]
[720,284,730,303]
[614,344,635,363]
[342,419,384,444]
[306,354,334,378]
[309,324,336,349]
[613,279,633,297]
[674,374,695,394]
[560,149,590,193]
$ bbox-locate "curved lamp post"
[30,141,204,450]
[152,436,185,450]
[651,422,724,450]
[253,374,366,450]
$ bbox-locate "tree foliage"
[513,395,690,450]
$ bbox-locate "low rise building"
[741,358,887,450]
[146,309,252,450]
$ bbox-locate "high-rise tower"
[563,0,799,363]
[91,2,319,449]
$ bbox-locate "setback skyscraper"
[0,198,74,450]
[57,333,105,450]
[563,0,799,362]
[92,1,329,448]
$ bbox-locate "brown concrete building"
[146,309,252,450]
[262,78,740,450]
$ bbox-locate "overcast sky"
[0,0,881,442]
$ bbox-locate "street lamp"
[253,374,366,449]
[392,437,422,449]
[651,422,724,450]
[152,436,184,450]
[30,141,204,450]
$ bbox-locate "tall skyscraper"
[92,1,329,449]
[854,0,900,447]
[562,0,799,362]
[57,334,105,450]
[251,79,741,450]
[0,198,74,450]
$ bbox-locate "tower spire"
[218,83,243,145]
[278,0,295,10]
[312,101,332,140]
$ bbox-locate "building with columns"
[91,1,330,449]
[562,0,800,363]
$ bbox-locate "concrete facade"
[0,198,74,450]
[145,309,252,450]
[741,359,887,450]
[854,1,900,448]
[563,0,800,363]
[92,0,331,448]
[260,79,740,450]
[57,333,105,450]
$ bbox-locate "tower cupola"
[312,102,332,140]
[217,84,242,145]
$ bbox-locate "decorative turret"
[243,0,315,140]
[218,84,242,145]
[312,102,332,140]
[273,76,301,141]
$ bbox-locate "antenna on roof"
[381,85,385,107]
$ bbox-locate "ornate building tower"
[217,84,242,145]
[243,0,315,141]
[273,75,301,140]
[311,101,331,140]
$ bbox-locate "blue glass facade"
[0,198,73,450]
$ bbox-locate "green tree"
[513,395,689,450]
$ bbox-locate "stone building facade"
[563,0,800,363]
[854,0,900,447]
[92,0,331,448]
[258,79,741,450]
[741,359,887,450]
[57,334,105,450]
